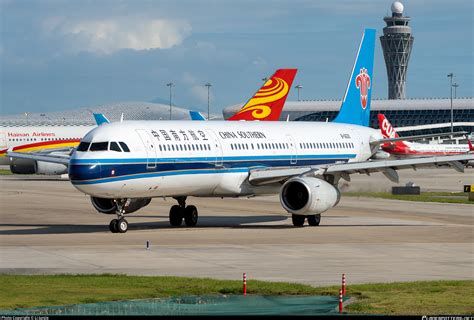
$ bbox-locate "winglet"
[228,68,297,121]
[333,28,376,127]
[93,113,110,125]
[189,111,206,121]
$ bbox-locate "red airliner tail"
[228,69,297,121]
[378,113,400,139]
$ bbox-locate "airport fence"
[1,294,346,316]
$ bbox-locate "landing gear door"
[136,129,157,169]
[286,134,297,165]
[206,129,223,167]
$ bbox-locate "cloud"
[191,85,212,103]
[41,17,192,54]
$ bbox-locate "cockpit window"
[76,142,90,152]
[90,142,109,151]
[119,142,130,152]
[109,142,122,152]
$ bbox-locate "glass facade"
[295,109,474,134]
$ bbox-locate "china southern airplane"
[4,69,296,175]
[9,29,473,233]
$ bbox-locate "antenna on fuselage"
[120,113,124,123]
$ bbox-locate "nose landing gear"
[109,199,129,233]
[169,196,199,227]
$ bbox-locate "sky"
[1,0,473,115]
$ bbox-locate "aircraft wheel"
[291,214,305,227]
[117,219,128,233]
[184,205,198,227]
[307,214,321,226]
[169,205,183,227]
[109,219,119,233]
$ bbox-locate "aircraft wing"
[7,151,71,165]
[249,154,474,186]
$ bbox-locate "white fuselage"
[69,120,379,198]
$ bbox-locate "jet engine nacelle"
[91,197,152,214]
[280,177,340,215]
[36,161,68,175]
[9,159,68,175]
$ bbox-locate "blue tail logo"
[334,28,376,127]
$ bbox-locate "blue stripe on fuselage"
[69,153,356,185]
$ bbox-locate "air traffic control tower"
[380,1,414,99]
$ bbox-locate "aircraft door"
[286,134,297,165]
[206,129,223,167]
[136,129,157,169]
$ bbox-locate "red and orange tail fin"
[468,139,473,152]
[378,113,399,139]
[228,69,297,121]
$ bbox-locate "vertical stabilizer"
[378,113,400,138]
[333,29,376,127]
[228,69,297,121]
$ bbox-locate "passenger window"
[90,142,108,151]
[77,142,90,152]
[119,142,130,152]
[109,142,122,152]
[251,143,254,149]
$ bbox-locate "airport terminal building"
[223,97,474,137]
[0,102,195,127]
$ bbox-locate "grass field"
[0,169,12,175]
[1,275,473,315]
[344,191,472,204]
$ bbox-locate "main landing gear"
[169,196,198,227]
[109,199,129,233]
[292,214,321,227]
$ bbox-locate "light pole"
[453,83,459,99]
[447,73,453,133]
[166,82,174,120]
[294,85,303,101]
[205,83,212,120]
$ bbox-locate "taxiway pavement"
[0,168,472,286]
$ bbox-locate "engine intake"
[91,197,152,214]
[280,177,340,215]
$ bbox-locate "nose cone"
[68,154,102,189]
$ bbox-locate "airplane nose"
[69,162,101,183]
